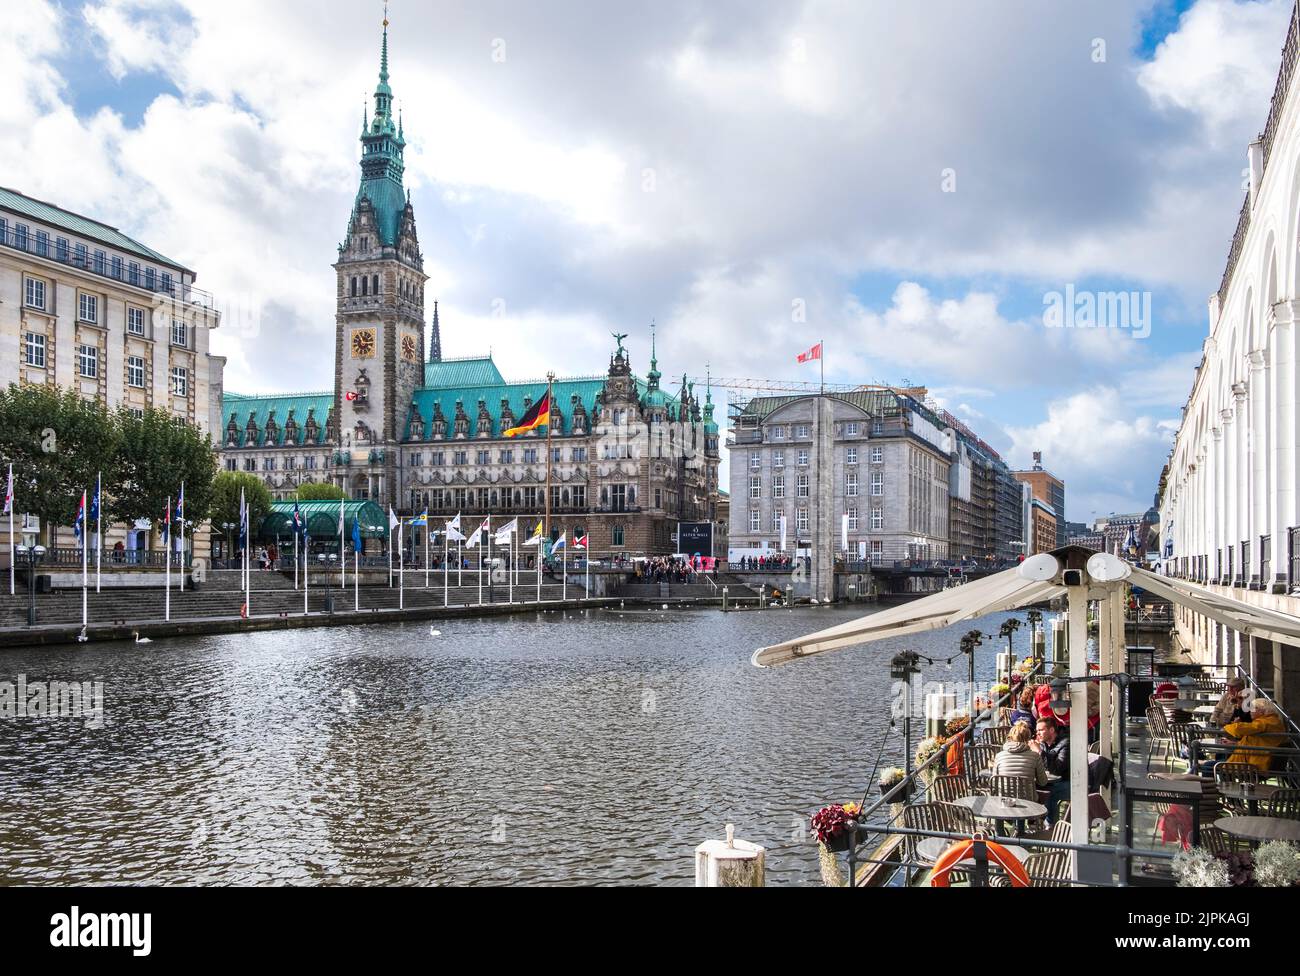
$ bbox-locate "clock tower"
[333,14,429,508]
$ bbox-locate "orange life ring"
[930,835,1030,887]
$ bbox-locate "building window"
[749,476,761,499]
[573,447,587,462]
[499,449,514,464]
[94,250,106,275]
[871,507,883,530]
[612,525,625,547]
[24,277,46,310]
[145,267,156,290]
[846,472,859,497]
[846,447,857,465]
[56,237,68,261]
[773,450,785,469]
[432,451,444,466]
[128,262,140,286]
[74,242,87,267]
[750,451,761,470]
[871,447,883,464]
[797,473,810,498]
[847,508,859,530]
[161,271,172,295]
[78,293,98,324]
[797,449,809,467]
[871,540,883,563]
[35,231,48,256]
[796,509,809,532]
[111,255,123,279]
[795,424,809,439]
[127,307,145,335]
[573,486,586,508]
[171,319,187,347]
[846,422,859,436]
[78,344,98,378]
[127,355,145,388]
[522,448,537,464]
[171,365,188,396]
[749,509,760,531]
[476,449,490,465]
[130,407,144,420]
[24,333,45,368]
[773,474,785,499]
[454,450,468,465]
[870,471,884,496]
[772,511,783,532]
[770,425,785,440]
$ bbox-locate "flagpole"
[544,372,554,539]
[294,530,299,590]
[178,480,185,593]
[339,498,346,591]
[486,516,492,606]
[95,471,102,593]
[164,494,170,622]
[354,537,359,612]
[7,463,14,596]
[585,543,589,600]
[458,538,462,587]
[303,532,309,616]
[424,520,429,588]
[509,530,515,604]
[81,489,88,630]
[244,494,251,618]
[443,529,449,607]
[477,523,483,607]
[389,521,394,588]
[536,533,541,603]
[820,337,824,395]
[562,539,566,602]
[399,520,405,610]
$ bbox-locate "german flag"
[503,391,550,437]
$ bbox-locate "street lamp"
[15,544,47,627]
[321,552,337,612]
[221,521,236,567]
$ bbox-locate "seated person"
[1210,677,1251,727]
[1031,717,1071,825]
[1222,700,1287,773]
[992,720,1048,787]
[1008,686,1035,728]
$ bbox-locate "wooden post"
[695,824,765,887]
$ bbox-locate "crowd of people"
[633,556,704,583]
[736,553,803,572]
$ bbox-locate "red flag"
[797,342,822,363]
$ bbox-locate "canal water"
[0,604,1032,886]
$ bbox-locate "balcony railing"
[27,547,191,570]
[0,223,216,310]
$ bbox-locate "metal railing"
[32,547,190,570]
[0,223,217,310]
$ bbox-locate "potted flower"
[1255,841,1300,887]
[915,736,944,785]
[1172,848,1229,888]
[811,801,864,853]
[879,767,909,804]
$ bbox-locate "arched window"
[350,277,357,297]
[372,274,379,295]
[361,276,368,296]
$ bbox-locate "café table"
[946,794,1047,838]
[1216,782,1277,816]
[1214,815,1300,848]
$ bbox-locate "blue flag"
[89,480,100,523]
[352,516,362,554]
[73,493,86,542]
[175,484,184,522]
[292,500,303,536]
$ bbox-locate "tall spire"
[380,2,390,86]
[647,319,661,390]
[355,1,405,245]
[428,300,442,363]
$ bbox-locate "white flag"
[841,513,849,551]
[338,497,345,535]
[521,520,543,546]
[465,525,483,549]
[389,507,399,531]
[3,464,12,515]
[779,513,787,552]
[494,517,518,545]
[446,513,462,533]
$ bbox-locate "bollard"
[925,691,956,739]
[695,824,764,887]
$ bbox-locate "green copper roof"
[408,377,605,439]
[223,391,334,447]
[354,19,407,246]
[260,500,388,539]
[422,356,505,388]
[0,185,191,273]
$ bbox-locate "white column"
[1213,423,1226,581]
[1249,350,1268,586]
[1233,384,1248,583]
[1272,301,1298,589]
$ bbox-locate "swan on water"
[132,631,152,644]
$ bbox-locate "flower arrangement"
[1172,848,1230,888]
[943,714,970,737]
[879,767,905,788]
[1255,841,1300,888]
[915,736,945,767]
[990,682,1011,698]
[810,802,862,845]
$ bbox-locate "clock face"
[401,333,418,363]
[350,328,376,359]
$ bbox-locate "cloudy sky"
[2,0,1292,522]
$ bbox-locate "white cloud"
[1139,0,1292,144]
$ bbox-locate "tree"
[111,406,218,530]
[296,481,345,501]
[211,471,272,540]
[0,384,119,542]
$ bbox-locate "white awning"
[751,565,1065,667]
